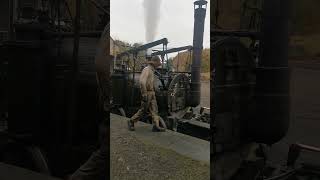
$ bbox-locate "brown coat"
[139,65,156,95]
[130,64,160,125]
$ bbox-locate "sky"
[110,0,210,57]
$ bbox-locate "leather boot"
[127,119,135,131]
[152,122,166,132]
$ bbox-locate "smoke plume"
[143,0,162,43]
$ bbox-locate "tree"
[172,49,210,73]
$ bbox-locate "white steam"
[143,0,162,43]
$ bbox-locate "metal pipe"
[162,43,165,69]
[131,53,137,106]
[135,38,168,52]
[189,0,207,107]
[57,0,61,57]
[9,0,14,40]
[177,52,180,71]
[117,38,168,58]
[54,0,62,146]
[211,30,260,39]
[67,0,81,145]
[151,45,192,56]
[165,45,169,70]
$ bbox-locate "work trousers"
[130,91,160,125]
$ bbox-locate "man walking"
[127,56,165,132]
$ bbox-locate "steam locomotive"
[110,0,210,140]
[212,0,320,179]
[0,0,107,178]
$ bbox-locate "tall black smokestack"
[248,0,290,145]
[189,0,207,107]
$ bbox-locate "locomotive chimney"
[189,0,207,107]
[249,0,290,144]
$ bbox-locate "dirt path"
[110,118,210,180]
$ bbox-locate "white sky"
[110,0,210,57]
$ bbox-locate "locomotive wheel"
[167,73,190,115]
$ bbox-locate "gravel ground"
[110,123,210,180]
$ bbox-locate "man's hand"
[142,93,148,102]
